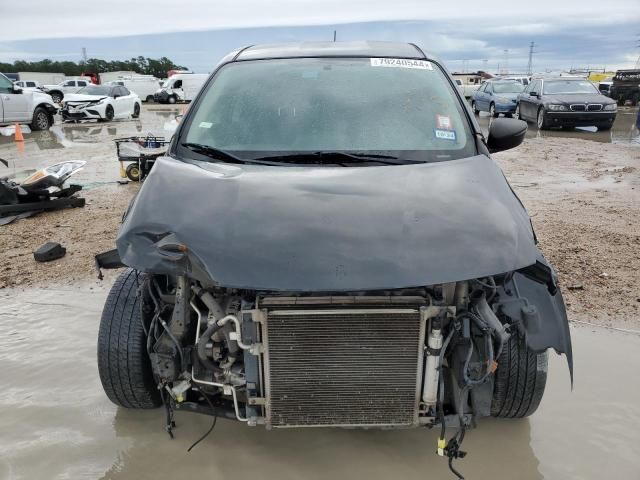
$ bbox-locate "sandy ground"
[1,105,638,329]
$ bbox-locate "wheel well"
[35,103,56,116]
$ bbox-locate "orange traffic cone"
[14,123,24,142]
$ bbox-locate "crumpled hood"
[64,94,107,103]
[117,155,538,291]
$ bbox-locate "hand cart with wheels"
[114,135,171,182]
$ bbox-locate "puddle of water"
[1,286,639,479]
[476,107,640,146]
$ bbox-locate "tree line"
[0,56,187,79]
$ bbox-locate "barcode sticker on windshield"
[434,129,456,141]
[370,58,433,70]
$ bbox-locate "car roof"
[235,41,429,61]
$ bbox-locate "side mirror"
[487,118,527,153]
[113,94,120,98]
[12,86,23,94]
[529,91,538,97]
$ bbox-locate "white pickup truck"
[14,80,45,92]
[42,78,93,103]
[0,73,58,130]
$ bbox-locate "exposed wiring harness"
[437,306,502,480]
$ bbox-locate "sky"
[0,0,638,74]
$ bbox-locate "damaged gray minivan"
[97,42,572,474]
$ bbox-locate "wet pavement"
[1,286,639,480]
[475,106,640,146]
[0,105,182,178]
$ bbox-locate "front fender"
[498,256,573,383]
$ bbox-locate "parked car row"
[471,77,617,130]
[0,72,142,129]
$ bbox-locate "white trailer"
[17,72,66,85]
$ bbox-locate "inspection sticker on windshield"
[370,58,433,70]
[434,129,456,141]
[436,115,452,130]
[198,122,213,129]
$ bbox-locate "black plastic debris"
[33,242,66,262]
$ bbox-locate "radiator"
[261,305,426,428]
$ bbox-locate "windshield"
[543,80,598,95]
[77,85,113,96]
[161,79,171,88]
[180,57,476,165]
[492,82,523,94]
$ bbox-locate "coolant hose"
[196,322,223,373]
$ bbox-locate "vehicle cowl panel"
[117,156,538,291]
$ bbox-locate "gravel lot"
[1,105,638,329]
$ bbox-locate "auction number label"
[370,58,433,70]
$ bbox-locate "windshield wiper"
[254,151,419,165]
[181,143,278,166]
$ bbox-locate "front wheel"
[100,105,115,122]
[514,104,522,120]
[132,103,140,119]
[490,103,499,118]
[537,108,549,130]
[97,269,161,409]
[168,95,177,104]
[491,334,548,418]
[31,107,52,131]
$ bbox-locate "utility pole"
[333,30,337,42]
[81,47,87,64]
[503,49,509,75]
[527,41,535,75]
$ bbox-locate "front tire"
[132,103,140,118]
[31,107,52,131]
[471,101,479,114]
[98,269,161,409]
[100,105,115,122]
[491,334,548,418]
[537,107,549,130]
[168,95,177,104]
[490,103,499,118]
[514,104,522,121]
